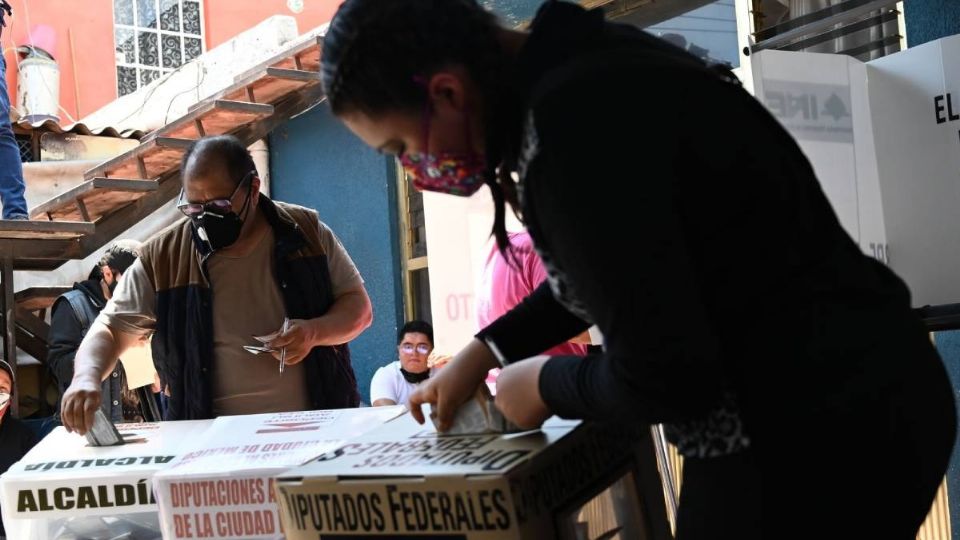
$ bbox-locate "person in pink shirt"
[477,231,588,391]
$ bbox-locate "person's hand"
[61,375,103,435]
[494,356,552,429]
[266,319,317,365]
[428,352,453,369]
[408,339,499,432]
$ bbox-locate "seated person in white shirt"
[370,321,435,407]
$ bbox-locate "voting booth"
[273,413,672,540]
[751,35,960,307]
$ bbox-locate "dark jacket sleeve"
[19,421,38,454]
[521,63,728,424]
[46,297,85,396]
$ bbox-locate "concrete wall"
[204,0,341,50]
[269,104,403,405]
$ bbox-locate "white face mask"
[0,392,10,409]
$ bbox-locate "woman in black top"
[320,1,956,537]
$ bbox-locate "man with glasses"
[371,321,435,407]
[59,135,372,433]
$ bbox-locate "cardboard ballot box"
[154,406,406,540]
[0,420,211,540]
[274,414,671,540]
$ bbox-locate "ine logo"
[822,93,850,121]
[763,80,854,143]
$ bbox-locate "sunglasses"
[400,344,431,355]
[177,171,255,218]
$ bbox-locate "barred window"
[113,0,204,96]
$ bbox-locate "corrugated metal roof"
[12,117,145,140]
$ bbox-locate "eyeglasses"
[177,171,255,218]
[400,343,431,355]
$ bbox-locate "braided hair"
[322,0,522,258]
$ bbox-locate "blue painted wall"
[269,104,404,405]
[903,0,960,48]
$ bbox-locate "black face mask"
[193,184,253,251]
[400,367,430,384]
[107,277,119,294]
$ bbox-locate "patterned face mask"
[0,392,9,410]
[399,102,486,197]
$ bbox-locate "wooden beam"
[224,71,321,107]
[78,173,182,256]
[264,67,319,82]
[237,35,322,83]
[14,287,71,311]
[407,256,429,271]
[30,178,159,222]
[14,326,47,365]
[271,40,321,72]
[91,178,160,192]
[153,137,195,149]
[0,220,95,239]
[15,308,49,342]
[10,257,78,271]
[217,68,322,107]
[231,85,326,146]
[152,100,274,141]
[31,182,100,220]
[188,36,323,113]
[75,198,91,222]
[84,137,193,181]
[0,238,82,266]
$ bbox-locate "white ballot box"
[273,413,671,540]
[1,420,211,540]
[153,406,405,540]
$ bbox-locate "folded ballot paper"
[431,387,523,435]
